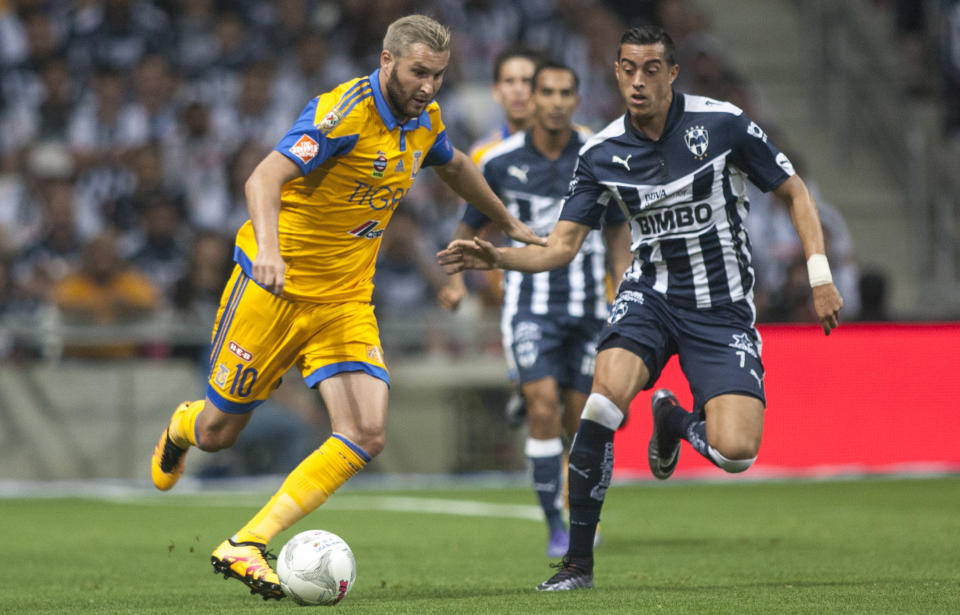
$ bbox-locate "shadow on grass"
[598,577,952,592]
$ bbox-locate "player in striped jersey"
[454,61,632,558]
[439,26,844,591]
[149,15,543,600]
[439,46,542,425]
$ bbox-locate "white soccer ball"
[277,529,356,606]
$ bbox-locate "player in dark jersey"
[438,46,543,428]
[456,61,631,558]
[439,26,844,591]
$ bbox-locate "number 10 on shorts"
[214,362,259,397]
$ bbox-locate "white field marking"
[100,492,545,522]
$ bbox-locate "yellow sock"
[168,400,203,448]
[234,434,369,545]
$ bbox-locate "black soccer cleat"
[536,555,594,591]
[648,388,682,480]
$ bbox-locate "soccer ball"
[277,529,356,606]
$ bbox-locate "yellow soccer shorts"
[205,266,389,413]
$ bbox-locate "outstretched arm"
[433,148,546,247]
[773,174,844,335]
[439,220,590,274]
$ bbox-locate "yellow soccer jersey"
[233,70,454,303]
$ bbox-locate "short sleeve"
[423,129,454,167]
[558,154,609,229]
[274,97,357,175]
[728,114,793,193]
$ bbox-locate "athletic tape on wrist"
[806,253,833,287]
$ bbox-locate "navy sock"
[531,454,565,534]
[684,420,722,468]
[567,419,614,558]
[665,404,696,441]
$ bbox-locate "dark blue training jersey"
[559,91,793,312]
[462,130,624,320]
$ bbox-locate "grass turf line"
[3,477,958,614]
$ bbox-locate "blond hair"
[382,14,451,58]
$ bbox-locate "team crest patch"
[318,108,342,132]
[684,125,709,159]
[410,151,423,178]
[366,345,383,363]
[289,134,320,163]
[372,151,388,178]
[214,363,229,388]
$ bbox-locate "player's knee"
[709,434,759,473]
[527,397,560,433]
[342,427,385,459]
[710,428,761,463]
[710,446,756,473]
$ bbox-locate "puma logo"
[507,164,529,183]
[568,464,590,479]
[612,154,632,171]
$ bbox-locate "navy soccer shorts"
[506,313,604,395]
[597,288,766,412]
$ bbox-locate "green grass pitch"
[4,476,958,614]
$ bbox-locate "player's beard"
[385,69,428,121]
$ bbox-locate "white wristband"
[806,254,833,287]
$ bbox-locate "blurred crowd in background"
[0,0,956,362]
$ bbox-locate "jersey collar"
[623,88,684,142]
[369,69,433,132]
[523,129,583,158]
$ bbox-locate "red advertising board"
[613,323,960,480]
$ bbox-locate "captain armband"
[806,253,833,288]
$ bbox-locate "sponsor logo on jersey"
[394,159,404,173]
[776,152,794,175]
[318,108,343,132]
[289,134,320,164]
[228,340,253,362]
[348,220,384,239]
[372,151,388,178]
[634,203,712,236]
[747,121,767,142]
[612,153,632,171]
[507,164,529,183]
[642,188,668,206]
[684,125,709,159]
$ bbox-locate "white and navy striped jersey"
[559,92,793,312]
[462,130,623,320]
